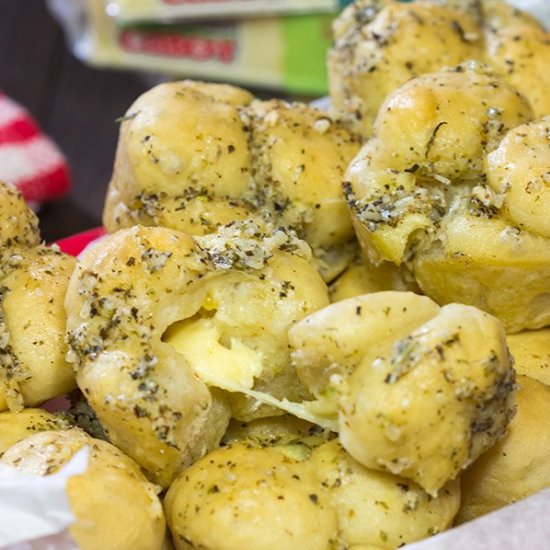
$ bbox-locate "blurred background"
[3,1,546,243]
[1,0,346,241]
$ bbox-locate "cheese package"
[105,0,352,23]
[51,0,335,95]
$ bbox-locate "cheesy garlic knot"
[103,80,361,281]
[289,291,515,495]
[165,429,459,550]
[0,181,76,411]
[344,63,550,332]
[65,222,329,486]
[329,0,550,137]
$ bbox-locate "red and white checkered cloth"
[0,91,70,205]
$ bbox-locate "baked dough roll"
[0,181,76,411]
[343,64,550,332]
[290,291,515,495]
[0,180,40,259]
[65,223,329,486]
[329,0,484,136]
[104,81,360,282]
[165,438,459,550]
[104,80,255,237]
[483,0,550,118]
[457,375,550,523]
[329,0,550,137]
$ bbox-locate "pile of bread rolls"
[1,1,550,549]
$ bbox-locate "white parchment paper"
[0,448,88,550]
[405,488,550,549]
[508,0,550,28]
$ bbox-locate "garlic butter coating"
[457,375,550,524]
[0,181,40,256]
[104,81,255,237]
[330,0,484,136]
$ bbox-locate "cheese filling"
[164,316,338,431]
[164,317,263,391]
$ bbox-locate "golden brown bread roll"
[483,0,550,118]
[329,0,550,137]
[290,291,515,495]
[241,99,361,280]
[486,117,550,238]
[344,63,550,332]
[104,81,361,281]
[0,247,77,409]
[65,223,329,486]
[290,292,440,398]
[457,375,550,523]
[104,80,255,237]
[0,181,76,411]
[165,438,459,550]
[312,441,460,548]
[457,331,550,523]
[0,180,40,258]
[165,442,339,550]
[329,0,484,136]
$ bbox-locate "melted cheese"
[165,316,338,431]
[165,317,262,390]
